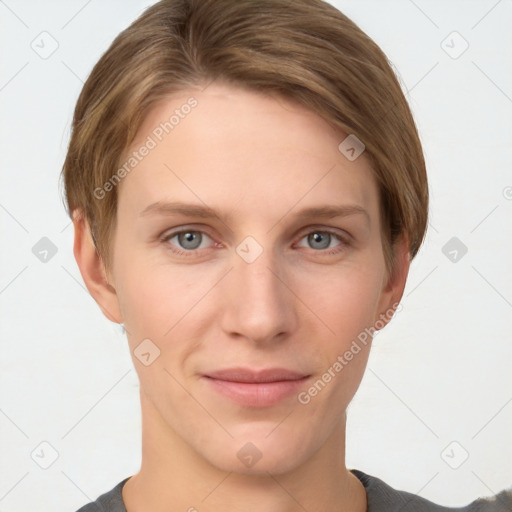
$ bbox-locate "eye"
[296,230,348,254]
[160,227,350,258]
[162,229,215,256]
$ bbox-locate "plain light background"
[0,0,511,510]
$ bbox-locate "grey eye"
[177,231,203,250]
[307,232,332,250]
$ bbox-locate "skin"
[73,83,410,512]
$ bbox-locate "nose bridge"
[221,237,295,342]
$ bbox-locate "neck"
[122,390,367,512]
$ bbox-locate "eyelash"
[159,227,351,259]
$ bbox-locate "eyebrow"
[139,201,370,225]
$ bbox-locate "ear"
[373,234,411,330]
[72,209,123,324]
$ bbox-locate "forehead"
[118,83,379,225]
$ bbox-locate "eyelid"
[160,224,215,239]
[295,224,352,241]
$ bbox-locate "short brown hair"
[61,0,429,278]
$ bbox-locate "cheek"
[301,262,383,343]
[297,271,379,411]
[114,251,215,344]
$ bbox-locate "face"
[105,83,401,475]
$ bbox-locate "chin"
[200,425,314,476]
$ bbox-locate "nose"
[219,242,297,345]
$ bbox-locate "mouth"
[202,367,311,407]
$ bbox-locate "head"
[62,0,428,475]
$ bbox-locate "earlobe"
[374,235,411,330]
[72,209,123,324]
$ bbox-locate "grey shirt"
[75,469,512,511]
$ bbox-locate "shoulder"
[74,477,129,512]
[351,469,512,512]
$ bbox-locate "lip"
[202,367,311,407]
